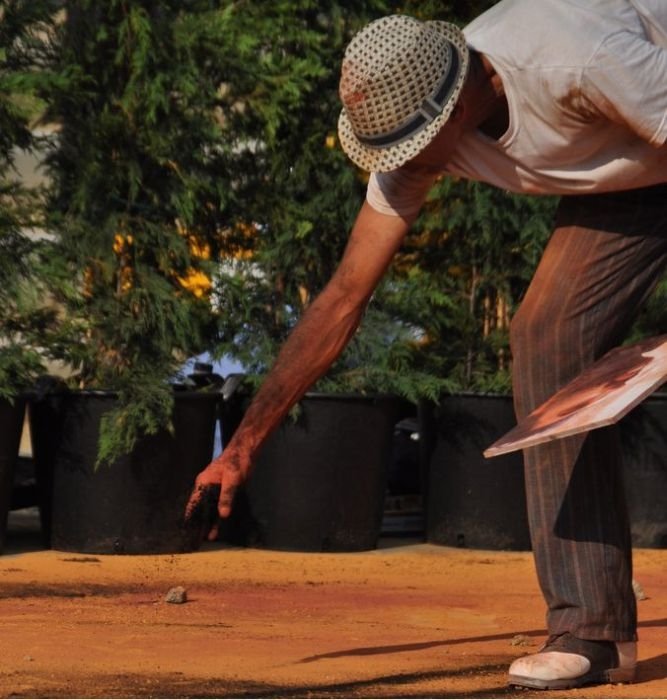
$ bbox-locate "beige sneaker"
[508,632,637,690]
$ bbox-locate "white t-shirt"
[367,0,667,218]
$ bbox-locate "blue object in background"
[179,353,246,458]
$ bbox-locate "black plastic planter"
[0,397,25,554]
[620,392,667,547]
[425,394,531,551]
[241,393,401,552]
[29,390,219,554]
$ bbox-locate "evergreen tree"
[398,178,558,393]
[627,275,667,343]
[401,0,498,23]
[210,1,416,390]
[0,0,56,401]
[41,0,250,463]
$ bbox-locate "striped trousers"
[510,185,667,642]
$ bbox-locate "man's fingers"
[184,464,223,520]
[184,482,220,537]
[207,521,220,541]
[184,483,208,522]
[217,482,237,520]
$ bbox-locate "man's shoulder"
[465,0,646,69]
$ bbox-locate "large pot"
[620,392,667,547]
[425,393,531,551]
[29,389,219,554]
[0,397,26,554]
[237,393,401,552]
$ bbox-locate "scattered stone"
[164,586,187,604]
[510,634,533,647]
[632,578,647,601]
[23,656,34,662]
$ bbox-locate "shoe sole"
[508,666,636,691]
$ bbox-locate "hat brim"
[337,21,469,173]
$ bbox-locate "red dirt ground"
[1,535,666,699]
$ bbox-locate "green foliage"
[40,0,248,464]
[96,372,174,468]
[400,178,559,393]
[209,0,430,398]
[216,1,390,279]
[314,280,457,402]
[0,0,57,400]
[399,0,499,24]
[627,274,667,343]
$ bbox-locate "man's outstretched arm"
[185,201,414,531]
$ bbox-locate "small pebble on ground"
[165,586,188,604]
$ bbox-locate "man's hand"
[184,450,247,540]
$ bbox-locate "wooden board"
[484,335,667,458]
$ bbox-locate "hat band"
[356,47,460,150]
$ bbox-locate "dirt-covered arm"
[185,201,414,528]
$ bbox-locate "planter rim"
[27,387,221,400]
[441,391,513,399]
[0,394,27,404]
[302,391,400,402]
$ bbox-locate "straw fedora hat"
[338,15,469,173]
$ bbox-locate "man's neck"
[466,52,509,140]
